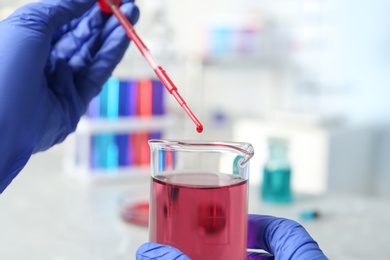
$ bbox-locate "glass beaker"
[148,139,254,260]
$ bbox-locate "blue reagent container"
[261,138,292,204]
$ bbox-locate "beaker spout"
[235,142,254,167]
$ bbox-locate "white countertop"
[1,147,390,260]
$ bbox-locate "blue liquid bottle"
[262,138,292,204]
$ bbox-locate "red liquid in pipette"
[101,0,203,133]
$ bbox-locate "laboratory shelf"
[77,115,177,134]
[201,56,273,69]
[65,165,150,184]
[65,115,178,183]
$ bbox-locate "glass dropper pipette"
[99,0,203,133]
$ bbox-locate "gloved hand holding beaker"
[247,214,327,259]
[136,214,328,260]
[0,0,139,192]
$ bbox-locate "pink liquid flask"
[148,140,254,260]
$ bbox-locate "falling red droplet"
[197,124,203,133]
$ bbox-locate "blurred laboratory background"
[1,0,390,259]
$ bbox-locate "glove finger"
[248,215,326,259]
[51,5,103,45]
[136,242,190,260]
[66,2,139,72]
[74,3,140,103]
[9,0,97,34]
[52,0,136,42]
[247,252,274,260]
[248,215,276,252]
[50,5,108,63]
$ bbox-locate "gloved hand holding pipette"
[136,214,328,260]
[0,0,139,192]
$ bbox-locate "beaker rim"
[148,139,254,166]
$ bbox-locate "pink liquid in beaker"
[149,172,248,260]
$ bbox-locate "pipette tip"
[196,124,204,133]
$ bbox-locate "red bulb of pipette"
[98,0,121,13]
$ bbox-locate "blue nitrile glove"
[0,0,139,193]
[136,243,190,260]
[136,214,327,260]
[247,214,327,260]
